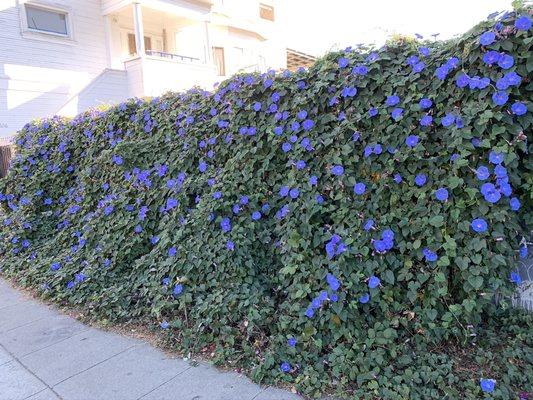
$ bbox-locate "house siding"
[0,0,119,137]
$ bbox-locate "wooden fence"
[0,145,13,178]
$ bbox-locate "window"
[25,4,68,36]
[127,33,152,55]
[259,4,274,21]
[213,47,225,76]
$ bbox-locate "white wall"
[0,0,114,137]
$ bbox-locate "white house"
[0,0,287,138]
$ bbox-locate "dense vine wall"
[1,9,532,399]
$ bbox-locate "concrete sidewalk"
[0,278,302,400]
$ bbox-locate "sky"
[278,0,514,56]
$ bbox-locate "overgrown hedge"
[1,8,532,399]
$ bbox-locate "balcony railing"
[145,50,200,63]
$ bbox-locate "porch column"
[203,21,212,64]
[133,1,145,56]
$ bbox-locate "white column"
[203,20,212,64]
[103,15,112,68]
[133,2,145,56]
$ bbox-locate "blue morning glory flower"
[497,54,514,69]
[331,165,344,176]
[280,362,291,373]
[66,281,75,289]
[50,262,61,271]
[173,284,183,296]
[160,321,170,329]
[226,240,235,251]
[515,15,532,31]
[480,183,501,203]
[386,95,400,106]
[289,188,299,199]
[510,271,522,285]
[296,160,306,170]
[368,108,378,117]
[354,182,366,195]
[253,102,262,111]
[280,186,290,197]
[338,57,349,68]
[419,98,432,109]
[316,195,324,204]
[391,108,404,120]
[273,126,283,136]
[220,217,231,233]
[364,219,374,231]
[309,175,318,186]
[251,211,262,220]
[405,135,419,148]
[352,64,368,75]
[282,143,292,153]
[168,247,177,257]
[435,188,449,202]
[368,276,380,289]
[511,102,527,116]
[326,273,340,291]
[112,155,123,165]
[420,115,432,127]
[414,174,427,187]
[393,174,402,184]
[342,87,357,98]
[355,293,369,304]
[302,119,314,131]
[288,337,297,347]
[483,50,501,65]
[520,245,528,259]
[479,31,496,45]
[480,379,495,393]
[476,166,490,180]
[423,248,438,262]
[199,161,207,172]
[471,218,488,233]
[492,91,508,106]
[441,114,455,127]
[305,308,314,318]
[489,151,504,164]
[509,197,520,211]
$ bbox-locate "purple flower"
[302,119,314,131]
[435,188,449,202]
[253,102,262,111]
[510,197,521,211]
[386,95,400,106]
[492,91,509,106]
[393,174,402,184]
[498,54,514,69]
[511,102,527,116]
[480,378,495,393]
[288,337,297,347]
[359,293,370,303]
[515,15,532,31]
[226,240,235,250]
[368,276,380,289]
[405,135,419,148]
[489,151,504,164]
[419,98,432,109]
[251,211,262,220]
[479,31,496,46]
[280,362,291,373]
[331,165,344,176]
[326,273,341,291]
[338,57,349,68]
[391,108,404,120]
[354,182,366,195]
[173,284,183,296]
[423,248,438,262]
[510,271,522,285]
[476,166,490,180]
[471,218,488,233]
[289,188,299,199]
[414,174,427,187]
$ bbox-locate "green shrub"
[1,9,532,399]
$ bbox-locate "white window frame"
[19,1,75,43]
